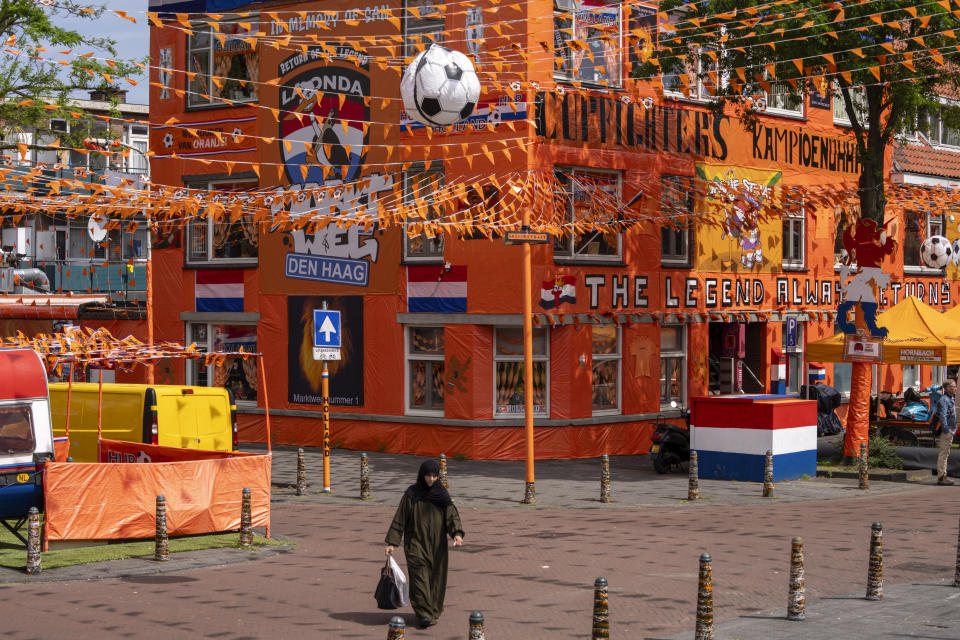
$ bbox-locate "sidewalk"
[669,581,960,640]
[256,444,925,509]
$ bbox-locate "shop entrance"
[708,322,765,394]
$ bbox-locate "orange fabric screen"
[43,449,270,541]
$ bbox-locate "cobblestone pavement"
[0,446,957,639]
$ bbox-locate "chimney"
[89,87,127,103]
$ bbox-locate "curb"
[816,467,929,483]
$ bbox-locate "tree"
[647,0,960,224]
[0,0,143,154]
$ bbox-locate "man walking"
[937,379,957,485]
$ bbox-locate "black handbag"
[374,560,402,610]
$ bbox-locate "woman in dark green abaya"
[385,459,465,628]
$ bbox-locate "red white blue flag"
[195,270,244,312]
[407,265,467,313]
[539,275,577,309]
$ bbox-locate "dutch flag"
[195,270,244,313]
[407,265,467,313]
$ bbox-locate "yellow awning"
[806,296,960,365]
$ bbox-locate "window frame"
[405,325,446,415]
[402,162,445,262]
[404,0,445,57]
[553,166,623,263]
[833,83,868,127]
[763,73,804,118]
[781,201,805,270]
[552,0,623,89]
[493,326,550,418]
[591,324,620,415]
[184,180,259,266]
[903,210,945,274]
[660,175,693,267]
[184,321,259,405]
[659,323,686,409]
[185,18,259,109]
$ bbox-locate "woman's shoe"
[417,615,433,629]
[939,476,955,485]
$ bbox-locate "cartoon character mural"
[704,168,778,269]
[836,218,897,338]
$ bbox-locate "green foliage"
[643,1,960,223]
[0,1,144,151]
[867,434,903,469]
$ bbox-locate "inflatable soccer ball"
[921,234,952,269]
[401,44,480,127]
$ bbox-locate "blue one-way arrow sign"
[313,309,342,348]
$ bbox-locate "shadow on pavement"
[329,611,410,627]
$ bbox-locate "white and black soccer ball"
[921,234,952,269]
[401,44,481,127]
[952,238,960,266]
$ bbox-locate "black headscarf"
[404,459,453,506]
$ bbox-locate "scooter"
[650,402,691,474]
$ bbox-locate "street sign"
[504,230,550,245]
[312,346,342,361]
[313,309,341,348]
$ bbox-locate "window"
[553,0,622,88]
[782,317,803,395]
[660,175,693,265]
[494,327,548,416]
[407,326,445,412]
[764,75,803,117]
[0,404,34,454]
[834,84,867,126]
[903,364,921,391]
[125,125,149,174]
[833,361,851,395]
[187,20,258,107]
[663,45,716,100]
[553,168,621,261]
[404,0,445,56]
[591,325,619,413]
[403,164,444,261]
[903,211,944,270]
[67,223,147,262]
[186,182,258,264]
[660,324,686,407]
[782,203,805,269]
[919,105,960,147]
[186,323,258,403]
[1,130,33,166]
[933,366,947,387]
[833,205,860,266]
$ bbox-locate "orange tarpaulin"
[43,440,270,541]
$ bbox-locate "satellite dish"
[87,214,108,242]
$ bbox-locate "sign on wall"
[288,295,363,407]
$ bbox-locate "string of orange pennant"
[2,325,257,376]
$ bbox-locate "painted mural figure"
[837,218,897,338]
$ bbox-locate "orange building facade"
[146,0,957,459]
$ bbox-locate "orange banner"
[44,444,270,541]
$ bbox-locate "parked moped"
[650,402,691,474]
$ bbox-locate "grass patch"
[0,523,286,571]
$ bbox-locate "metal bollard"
[762,450,774,497]
[787,537,805,621]
[695,553,714,640]
[439,453,449,489]
[600,454,611,503]
[66,457,73,463]
[522,481,536,505]
[239,487,253,548]
[591,576,609,639]
[25,507,41,575]
[154,495,169,562]
[468,611,486,640]
[296,448,306,496]
[688,450,700,501]
[387,615,405,639]
[954,516,960,587]
[859,443,869,490]
[866,521,883,600]
[360,453,371,500]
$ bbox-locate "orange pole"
[521,237,535,503]
[64,370,72,439]
[259,357,271,454]
[96,371,103,459]
[322,363,331,492]
[145,217,154,385]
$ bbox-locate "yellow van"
[49,383,238,462]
